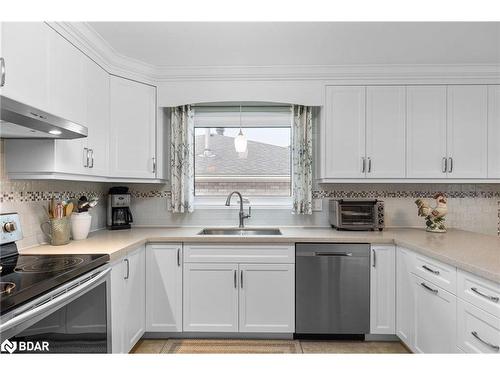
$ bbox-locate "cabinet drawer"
[457,299,500,353]
[458,270,500,318]
[413,252,456,294]
[183,243,295,264]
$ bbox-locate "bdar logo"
[1,339,17,354]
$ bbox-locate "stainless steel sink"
[198,228,282,236]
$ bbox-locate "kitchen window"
[193,105,292,203]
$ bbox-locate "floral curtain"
[170,105,194,213]
[291,105,313,215]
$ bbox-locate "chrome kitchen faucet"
[225,191,251,228]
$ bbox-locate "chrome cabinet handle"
[315,252,353,257]
[234,270,237,288]
[240,270,244,288]
[421,282,438,294]
[448,157,453,173]
[124,258,130,280]
[89,149,94,168]
[471,287,499,303]
[361,157,366,173]
[471,331,499,351]
[368,157,372,173]
[442,157,448,173]
[177,248,181,267]
[372,249,376,268]
[422,265,440,275]
[83,147,89,167]
[0,57,5,87]
[152,157,156,174]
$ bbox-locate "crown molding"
[52,22,500,84]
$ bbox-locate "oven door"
[0,267,111,354]
[339,203,376,230]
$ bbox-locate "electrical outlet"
[312,198,323,212]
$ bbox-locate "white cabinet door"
[488,85,500,178]
[457,299,500,353]
[48,27,86,126]
[396,247,415,350]
[146,244,183,332]
[124,246,146,351]
[0,22,49,111]
[239,264,295,333]
[447,85,488,178]
[413,275,457,353]
[370,245,396,334]
[324,86,366,178]
[406,86,448,178]
[110,259,126,354]
[84,59,109,177]
[366,86,406,178]
[109,76,156,178]
[183,263,239,332]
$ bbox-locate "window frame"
[193,106,293,208]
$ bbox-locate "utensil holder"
[70,212,92,240]
[41,217,71,246]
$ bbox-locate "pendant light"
[234,105,247,153]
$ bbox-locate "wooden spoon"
[65,202,74,217]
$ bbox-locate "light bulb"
[234,129,247,153]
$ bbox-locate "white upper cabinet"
[324,86,366,178]
[109,76,156,179]
[83,59,110,176]
[366,86,406,178]
[406,86,448,178]
[48,27,86,126]
[0,22,50,111]
[447,85,488,178]
[488,85,500,178]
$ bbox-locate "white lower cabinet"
[239,264,295,333]
[457,299,500,353]
[413,275,457,353]
[370,245,396,334]
[396,246,415,349]
[183,263,239,332]
[146,244,183,332]
[182,243,295,334]
[110,246,145,353]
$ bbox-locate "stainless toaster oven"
[329,199,384,231]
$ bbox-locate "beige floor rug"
[161,339,303,354]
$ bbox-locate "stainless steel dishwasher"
[295,243,370,336]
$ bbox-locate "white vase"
[70,212,92,240]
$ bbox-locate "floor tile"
[299,340,410,354]
[130,339,168,354]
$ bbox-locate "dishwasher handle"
[314,252,353,257]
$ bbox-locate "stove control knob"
[3,221,16,233]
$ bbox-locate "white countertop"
[19,226,500,283]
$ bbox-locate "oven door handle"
[0,268,111,334]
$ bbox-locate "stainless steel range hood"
[0,96,88,139]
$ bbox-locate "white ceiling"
[87,22,500,67]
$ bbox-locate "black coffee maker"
[107,187,133,230]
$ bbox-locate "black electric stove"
[0,213,109,315]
